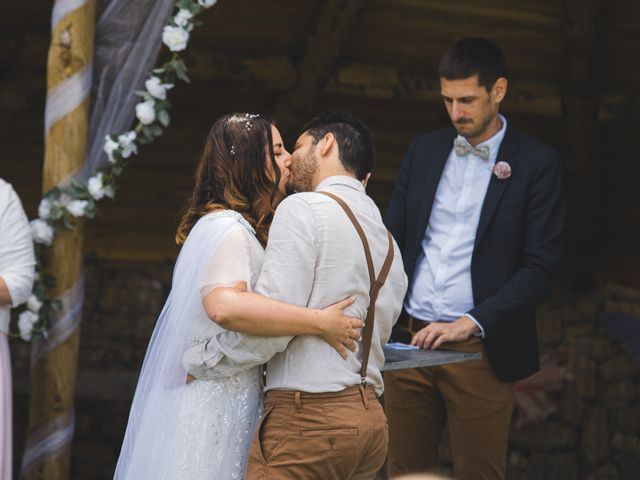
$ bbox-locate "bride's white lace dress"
[114,211,265,480]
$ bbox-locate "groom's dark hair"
[438,37,507,92]
[300,111,375,180]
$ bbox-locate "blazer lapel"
[474,126,519,249]
[414,129,457,252]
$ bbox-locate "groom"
[194,111,407,479]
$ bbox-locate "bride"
[114,113,361,479]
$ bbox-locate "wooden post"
[21,1,96,478]
[563,0,604,292]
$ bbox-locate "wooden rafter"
[272,0,367,136]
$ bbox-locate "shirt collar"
[314,175,366,193]
[455,114,507,164]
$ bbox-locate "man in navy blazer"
[383,38,565,480]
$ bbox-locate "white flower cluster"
[161,0,218,52]
[104,131,138,163]
[18,294,43,341]
[88,172,108,200]
[20,0,221,343]
[30,219,54,246]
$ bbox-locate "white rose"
[117,131,138,158]
[26,294,43,313]
[174,9,193,29]
[30,219,54,246]
[38,198,51,219]
[88,173,105,200]
[198,0,217,7]
[162,25,189,52]
[103,135,120,163]
[145,76,174,101]
[135,99,156,125]
[18,310,39,341]
[66,199,89,217]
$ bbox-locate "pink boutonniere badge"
[493,161,512,180]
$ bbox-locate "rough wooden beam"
[273,0,367,135]
[326,62,563,117]
[186,51,563,118]
[563,0,604,291]
[374,0,563,28]
[187,47,296,91]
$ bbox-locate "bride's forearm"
[203,288,325,336]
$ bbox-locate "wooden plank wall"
[1,0,638,288]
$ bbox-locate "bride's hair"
[176,113,282,245]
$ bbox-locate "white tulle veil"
[113,215,236,479]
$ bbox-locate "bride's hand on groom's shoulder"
[318,296,363,360]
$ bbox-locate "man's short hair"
[438,37,507,92]
[300,111,375,180]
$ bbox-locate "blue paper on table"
[386,342,419,351]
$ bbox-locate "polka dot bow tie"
[453,138,490,161]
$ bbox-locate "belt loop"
[294,391,303,412]
[408,314,414,333]
[358,385,369,409]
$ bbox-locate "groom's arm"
[183,196,317,377]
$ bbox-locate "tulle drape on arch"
[79,0,175,180]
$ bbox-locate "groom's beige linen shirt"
[185,175,407,397]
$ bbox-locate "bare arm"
[0,277,12,305]
[203,282,363,357]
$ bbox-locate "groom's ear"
[318,133,335,157]
[362,172,372,188]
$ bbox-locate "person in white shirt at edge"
[187,111,408,480]
[114,113,363,480]
[0,178,36,480]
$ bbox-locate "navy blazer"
[384,125,566,382]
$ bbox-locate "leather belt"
[398,310,432,334]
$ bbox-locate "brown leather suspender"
[318,191,395,385]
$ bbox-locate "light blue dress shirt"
[405,115,508,336]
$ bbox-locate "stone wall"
[10,260,640,479]
[506,293,640,480]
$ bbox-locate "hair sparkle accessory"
[242,113,260,132]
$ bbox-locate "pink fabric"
[0,333,11,480]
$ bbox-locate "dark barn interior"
[3,0,640,478]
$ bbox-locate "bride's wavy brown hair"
[176,113,283,246]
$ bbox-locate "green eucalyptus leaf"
[158,110,170,127]
[50,300,63,312]
[62,215,74,230]
[34,283,45,299]
[104,186,116,199]
[175,68,191,84]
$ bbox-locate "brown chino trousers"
[246,386,388,479]
[384,336,514,480]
